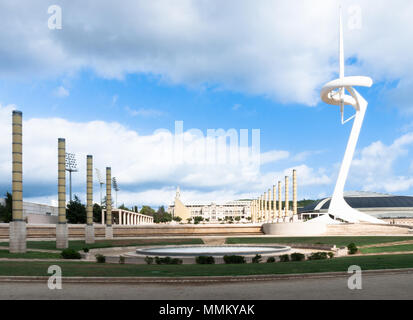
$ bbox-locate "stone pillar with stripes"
[9,110,27,253]
[85,155,95,243]
[56,138,68,248]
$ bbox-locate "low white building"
[0,198,58,224]
[167,188,252,222]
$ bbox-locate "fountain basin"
[136,245,291,257]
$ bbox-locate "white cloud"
[351,133,413,193]
[1,1,413,107]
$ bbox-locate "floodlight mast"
[112,177,119,209]
[65,153,78,202]
[95,168,104,207]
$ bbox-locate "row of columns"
[250,169,299,224]
[101,210,153,225]
[8,110,153,253]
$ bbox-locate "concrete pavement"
[1,272,413,300]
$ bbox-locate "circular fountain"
[136,245,290,257]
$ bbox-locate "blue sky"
[0,0,412,207]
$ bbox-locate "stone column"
[272,185,276,222]
[9,110,26,253]
[105,167,113,239]
[263,192,267,222]
[267,189,271,222]
[284,176,289,222]
[278,181,282,222]
[56,138,68,248]
[85,155,94,244]
[101,210,105,225]
[293,169,298,222]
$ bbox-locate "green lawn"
[361,244,413,254]
[226,236,413,247]
[0,238,203,251]
[0,250,61,259]
[0,254,412,277]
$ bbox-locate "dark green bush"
[119,256,125,264]
[144,256,154,264]
[155,256,183,265]
[251,254,262,263]
[82,247,89,253]
[290,252,305,261]
[195,256,215,264]
[95,254,106,263]
[223,255,246,264]
[308,252,328,260]
[61,248,81,259]
[328,252,335,259]
[279,254,290,262]
[266,257,275,263]
[347,243,358,255]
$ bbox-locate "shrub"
[95,254,106,263]
[251,254,262,263]
[82,247,90,253]
[223,255,246,264]
[328,252,335,259]
[196,256,215,264]
[347,243,358,255]
[308,252,328,260]
[266,257,275,263]
[155,256,183,265]
[290,252,305,262]
[119,256,125,264]
[279,254,290,262]
[144,256,154,265]
[61,248,81,259]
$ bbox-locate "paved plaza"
[1,272,412,300]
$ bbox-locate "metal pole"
[69,170,72,202]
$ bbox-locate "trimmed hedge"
[347,243,358,255]
[308,252,328,260]
[251,254,262,264]
[61,248,81,259]
[279,254,290,262]
[223,255,246,264]
[95,254,106,263]
[155,256,183,265]
[290,252,305,262]
[266,257,275,263]
[195,256,215,264]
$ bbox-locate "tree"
[153,206,172,223]
[173,216,182,222]
[118,203,129,211]
[66,195,86,224]
[0,192,12,223]
[140,205,155,216]
[93,203,102,223]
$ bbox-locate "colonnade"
[101,209,153,225]
[250,169,299,224]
